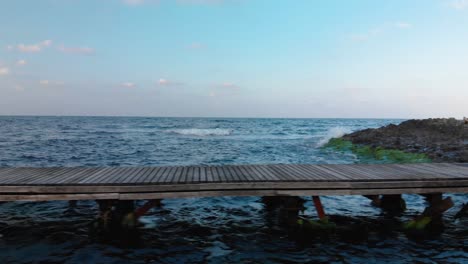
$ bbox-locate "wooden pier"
[0,163,467,202]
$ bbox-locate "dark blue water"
[0,117,466,263]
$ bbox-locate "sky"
[0,0,467,118]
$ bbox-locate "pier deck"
[0,163,467,201]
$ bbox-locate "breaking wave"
[167,128,233,136]
[316,126,352,147]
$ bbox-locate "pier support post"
[312,196,326,220]
[121,199,162,228]
[261,196,305,227]
[296,196,335,231]
[455,203,468,219]
[421,193,453,218]
[364,194,406,213]
[94,199,162,230]
[404,193,453,231]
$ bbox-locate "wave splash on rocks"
[342,118,468,162]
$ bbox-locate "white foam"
[316,126,352,147]
[167,128,233,136]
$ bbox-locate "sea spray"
[316,126,353,147]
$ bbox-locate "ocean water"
[0,116,466,263]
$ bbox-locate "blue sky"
[1,0,467,118]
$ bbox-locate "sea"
[0,116,466,263]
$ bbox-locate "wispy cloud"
[0,67,9,76]
[350,22,412,42]
[218,82,238,88]
[16,59,27,66]
[58,45,95,55]
[8,40,52,53]
[395,22,412,29]
[350,27,382,42]
[157,78,184,86]
[121,82,136,88]
[39,80,64,86]
[123,0,145,5]
[450,0,468,9]
[122,0,159,5]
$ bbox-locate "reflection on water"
[1,195,467,263]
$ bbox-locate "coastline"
[331,118,468,163]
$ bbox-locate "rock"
[342,118,468,162]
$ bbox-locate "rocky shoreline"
[341,118,468,163]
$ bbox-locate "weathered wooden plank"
[0,163,467,202]
[237,165,260,182]
[122,167,148,184]
[214,166,225,182]
[194,166,201,183]
[0,168,49,184]
[138,167,159,184]
[3,185,468,202]
[116,186,468,200]
[187,166,195,183]
[280,164,312,181]
[79,167,118,184]
[177,166,188,183]
[165,167,180,183]
[27,168,80,184]
[244,165,269,181]
[2,168,66,184]
[57,168,104,184]
[206,166,214,182]
[2,179,468,194]
[199,166,207,183]
[163,166,178,183]
[108,167,140,184]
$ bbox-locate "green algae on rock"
[325,138,431,163]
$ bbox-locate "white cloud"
[450,0,468,9]
[17,44,42,53]
[41,40,52,47]
[157,78,185,86]
[122,0,160,5]
[58,45,95,55]
[16,59,27,66]
[395,22,412,29]
[7,40,95,55]
[121,82,136,88]
[158,78,169,85]
[10,40,52,53]
[350,27,382,42]
[39,80,64,86]
[0,67,9,76]
[219,82,238,88]
[350,22,411,42]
